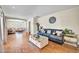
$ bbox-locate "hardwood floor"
[3,32,79,53]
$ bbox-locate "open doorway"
[6,19,27,34]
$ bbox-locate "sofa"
[8,28,16,34]
[16,28,25,32]
[37,29,64,44]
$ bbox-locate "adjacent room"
[0,5,79,53]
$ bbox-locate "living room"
[0,5,79,53]
[28,6,79,51]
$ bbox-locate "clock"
[49,16,56,23]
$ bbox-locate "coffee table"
[29,35,48,48]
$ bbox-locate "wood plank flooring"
[3,32,79,53]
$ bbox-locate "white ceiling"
[1,5,79,19]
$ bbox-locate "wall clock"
[49,16,56,24]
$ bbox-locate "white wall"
[27,17,38,34]
[7,19,27,30]
[38,7,79,34]
[26,20,29,32]
[28,18,35,34]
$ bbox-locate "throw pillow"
[47,30,51,34]
[56,31,62,37]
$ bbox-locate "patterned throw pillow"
[56,31,62,37]
[47,30,51,34]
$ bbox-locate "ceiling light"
[12,6,15,9]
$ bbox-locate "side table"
[64,34,79,47]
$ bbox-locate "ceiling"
[1,5,79,19]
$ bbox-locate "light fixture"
[12,6,15,9]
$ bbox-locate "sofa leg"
[48,39,51,41]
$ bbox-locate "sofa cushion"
[56,31,62,37]
[49,35,62,40]
[47,30,51,34]
[49,35,63,44]
[52,32,57,35]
